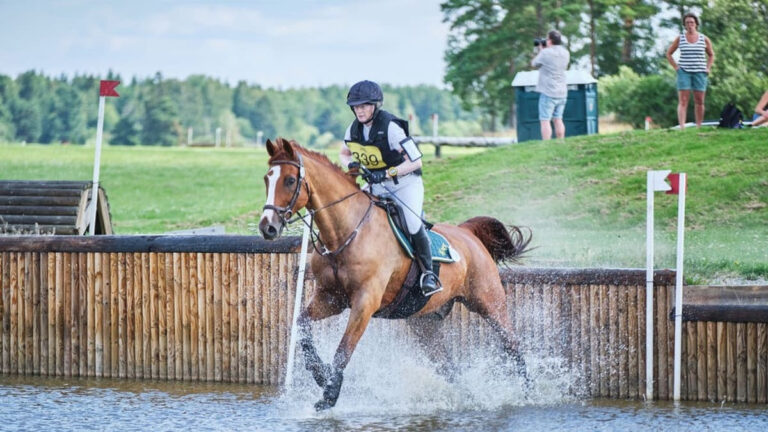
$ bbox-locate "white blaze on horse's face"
[261,165,281,224]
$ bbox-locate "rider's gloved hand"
[363,169,387,184]
[347,161,361,170]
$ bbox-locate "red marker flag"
[666,173,686,195]
[99,80,120,97]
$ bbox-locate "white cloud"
[0,0,449,87]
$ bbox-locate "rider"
[339,80,441,296]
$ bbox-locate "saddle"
[372,199,460,319]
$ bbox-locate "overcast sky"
[0,0,450,88]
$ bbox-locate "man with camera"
[531,30,570,140]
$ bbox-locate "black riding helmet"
[346,80,383,108]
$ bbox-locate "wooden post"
[697,321,707,401]
[149,253,159,380]
[707,321,717,402]
[87,253,95,377]
[213,253,223,382]
[140,253,150,379]
[55,253,64,376]
[747,323,757,403]
[42,252,51,376]
[205,253,215,381]
[248,253,257,384]
[93,253,102,377]
[737,323,747,402]
[237,253,246,383]
[181,253,190,380]
[196,253,206,380]
[757,323,767,404]
[63,253,71,377]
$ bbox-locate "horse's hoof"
[313,369,344,411]
[314,398,334,412]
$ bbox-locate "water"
[1,316,766,431]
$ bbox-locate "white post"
[645,116,651,131]
[256,131,264,147]
[673,173,687,401]
[215,127,222,147]
[284,221,311,390]
[88,96,106,235]
[645,171,655,401]
[431,113,439,138]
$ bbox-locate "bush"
[600,66,678,128]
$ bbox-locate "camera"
[533,38,548,47]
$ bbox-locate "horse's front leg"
[298,288,346,389]
[314,289,379,411]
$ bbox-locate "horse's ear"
[280,138,295,159]
[266,139,277,156]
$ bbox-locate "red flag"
[666,173,686,195]
[99,80,120,97]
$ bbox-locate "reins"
[265,153,375,259]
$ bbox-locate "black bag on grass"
[718,103,743,129]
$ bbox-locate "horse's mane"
[269,137,360,189]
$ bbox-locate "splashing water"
[276,311,579,416]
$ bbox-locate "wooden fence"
[0,235,766,403]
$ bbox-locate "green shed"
[512,70,598,142]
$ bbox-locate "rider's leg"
[411,225,441,296]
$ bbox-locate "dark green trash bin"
[512,70,598,142]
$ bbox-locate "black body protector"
[346,110,422,176]
[346,110,440,297]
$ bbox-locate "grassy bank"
[1,127,766,282]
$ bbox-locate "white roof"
[512,70,597,87]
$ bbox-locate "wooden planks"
[1,251,767,405]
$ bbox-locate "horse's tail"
[459,216,532,265]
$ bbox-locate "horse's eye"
[285,177,296,187]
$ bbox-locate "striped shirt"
[678,33,708,73]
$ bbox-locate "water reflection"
[1,375,767,432]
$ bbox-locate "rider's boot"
[412,226,442,296]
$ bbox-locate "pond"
[1,375,766,431]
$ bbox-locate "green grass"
[1,127,766,283]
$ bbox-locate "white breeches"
[369,174,424,234]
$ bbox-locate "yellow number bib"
[346,141,387,169]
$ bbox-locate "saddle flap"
[381,200,460,263]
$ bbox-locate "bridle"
[262,153,374,258]
[262,154,310,225]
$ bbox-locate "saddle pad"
[386,212,460,263]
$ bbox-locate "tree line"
[442,0,768,129]
[0,72,483,147]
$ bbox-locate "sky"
[0,0,450,88]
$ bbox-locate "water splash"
[276,311,579,416]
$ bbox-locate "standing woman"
[666,12,715,129]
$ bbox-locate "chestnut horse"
[258,138,531,410]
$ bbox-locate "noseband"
[262,154,309,224]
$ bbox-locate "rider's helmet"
[346,80,383,109]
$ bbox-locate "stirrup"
[420,271,442,297]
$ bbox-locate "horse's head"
[258,138,310,240]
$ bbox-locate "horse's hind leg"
[407,313,456,382]
[467,283,529,382]
[298,288,346,390]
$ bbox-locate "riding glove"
[363,169,387,184]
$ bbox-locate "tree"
[142,74,180,146]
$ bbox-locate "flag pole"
[89,80,120,235]
[645,171,655,401]
[88,95,106,235]
[672,173,687,401]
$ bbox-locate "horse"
[258,137,532,411]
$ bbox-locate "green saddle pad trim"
[386,212,457,263]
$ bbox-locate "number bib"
[346,141,387,169]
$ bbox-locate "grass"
[1,127,766,283]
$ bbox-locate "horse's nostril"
[266,225,278,238]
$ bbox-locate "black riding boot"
[411,226,442,296]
